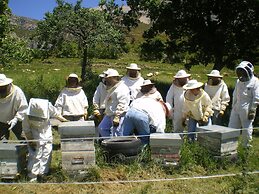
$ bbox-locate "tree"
[0,0,32,66]
[35,0,124,81]
[127,0,259,70]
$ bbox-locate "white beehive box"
[61,140,95,171]
[0,143,27,179]
[58,121,96,138]
[150,133,183,163]
[197,125,241,156]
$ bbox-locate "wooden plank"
[61,140,95,151]
[58,121,96,138]
[62,151,95,171]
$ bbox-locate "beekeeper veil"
[236,61,254,82]
[27,98,49,129]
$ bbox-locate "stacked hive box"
[0,143,27,179]
[150,133,183,164]
[197,125,241,158]
[58,121,96,172]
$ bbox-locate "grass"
[1,57,259,193]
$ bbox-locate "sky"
[9,0,125,20]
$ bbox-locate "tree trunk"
[81,46,93,81]
[213,54,224,71]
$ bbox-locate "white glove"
[7,117,18,130]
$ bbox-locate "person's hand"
[113,115,120,127]
[202,116,208,123]
[248,110,256,120]
[57,115,69,122]
[29,141,37,151]
[218,110,224,117]
[182,118,186,127]
[84,112,88,120]
[7,118,18,130]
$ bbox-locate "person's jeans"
[98,115,124,137]
[187,117,211,141]
[121,108,150,144]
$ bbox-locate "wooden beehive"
[0,143,27,179]
[150,133,183,163]
[197,125,241,156]
[58,121,96,138]
[61,140,95,171]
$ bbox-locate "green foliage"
[22,74,61,104]
[129,0,259,70]
[140,38,165,61]
[179,140,218,171]
[34,0,125,80]
[0,35,33,66]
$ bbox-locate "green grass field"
[0,57,259,193]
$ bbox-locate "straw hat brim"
[174,74,191,78]
[206,74,223,78]
[126,67,141,70]
[0,78,13,86]
[141,83,154,87]
[183,82,203,90]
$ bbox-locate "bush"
[0,35,33,66]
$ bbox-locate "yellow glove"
[84,112,88,120]
[248,109,256,120]
[219,110,224,117]
[57,115,69,122]
[202,116,208,123]
[113,115,120,127]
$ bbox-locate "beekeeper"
[23,98,68,182]
[92,73,107,123]
[0,74,28,140]
[55,73,88,121]
[228,61,259,147]
[204,70,230,125]
[136,80,163,100]
[98,68,130,137]
[166,70,191,133]
[182,80,214,141]
[122,63,144,102]
[121,96,171,144]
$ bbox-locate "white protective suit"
[131,97,166,133]
[204,80,230,112]
[228,62,259,146]
[204,80,230,124]
[122,75,144,102]
[23,98,60,179]
[93,82,107,110]
[0,84,28,123]
[104,81,130,117]
[183,89,214,122]
[55,87,88,120]
[166,84,185,132]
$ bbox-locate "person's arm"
[9,87,28,130]
[220,82,230,114]
[49,102,68,122]
[248,79,259,120]
[54,91,64,115]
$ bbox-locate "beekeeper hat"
[174,70,191,78]
[183,80,203,90]
[103,68,122,78]
[126,63,141,70]
[141,80,154,87]
[207,70,223,78]
[0,74,13,86]
[27,98,49,119]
